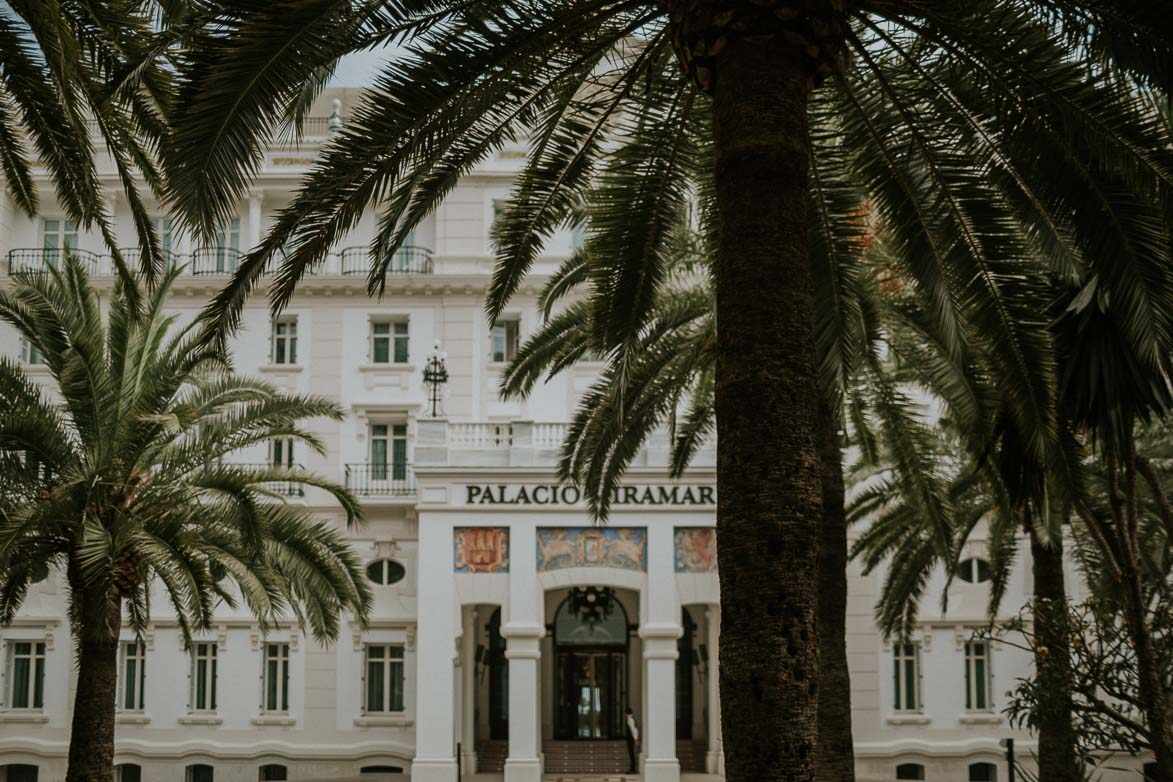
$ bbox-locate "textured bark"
[815,399,855,782]
[65,582,121,782]
[707,32,825,782]
[1028,528,1081,782]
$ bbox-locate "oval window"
[959,558,991,584]
[366,559,406,586]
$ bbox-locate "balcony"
[345,463,416,497]
[235,463,306,498]
[7,248,103,276]
[189,248,245,276]
[340,245,434,276]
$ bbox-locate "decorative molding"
[406,626,417,652]
[536,527,646,573]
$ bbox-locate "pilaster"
[413,518,458,782]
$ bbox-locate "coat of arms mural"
[673,527,717,573]
[454,527,510,573]
[536,528,647,572]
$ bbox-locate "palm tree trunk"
[66,587,121,782]
[1028,527,1080,782]
[707,34,829,782]
[815,398,855,782]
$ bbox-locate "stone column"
[247,190,264,250]
[705,606,724,774]
[461,607,478,775]
[641,522,681,782]
[413,518,458,782]
[503,519,542,782]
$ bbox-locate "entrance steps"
[543,741,631,775]
[676,740,707,773]
[477,740,508,773]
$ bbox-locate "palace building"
[0,90,1155,782]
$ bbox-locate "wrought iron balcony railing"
[340,246,434,276]
[234,463,306,497]
[190,248,245,276]
[345,463,416,497]
[7,248,103,276]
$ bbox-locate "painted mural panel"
[674,527,717,573]
[454,527,510,573]
[536,528,647,572]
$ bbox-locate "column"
[503,520,543,782]
[247,190,264,249]
[705,606,724,775]
[414,518,459,782]
[641,523,681,782]
[460,607,478,775]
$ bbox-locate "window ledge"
[20,364,51,376]
[258,364,303,374]
[251,714,297,726]
[0,712,49,724]
[885,714,931,726]
[359,363,415,373]
[959,713,1002,725]
[354,715,413,728]
[178,714,223,725]
[116,712,151,725]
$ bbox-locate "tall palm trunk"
[705,27,836,782]
[66,575,121,782]
[1028,527,1080,782]
[815,398,855,782]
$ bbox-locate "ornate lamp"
[423,339,449,417]
[568,586,616,629]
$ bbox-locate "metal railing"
[190,248,245,276]
[235,463,306,497]
[340,245,434,276]
[7,248,103,276]
[345,463,416,497]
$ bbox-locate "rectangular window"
[152,216,174,261]
[42,218,79,265]
[370,320,409,364]
[215,218,240,272]
[191,642,218,712]
[121,641,146,711]
[369,424,408,481]
[271,317,298,365]
[20,339,44,366]
[490,320,520,363]
[270,439,295,468]
[7,641,46,709]
[964,641,992,711]
[263,643,290,713]
[892,642,921,712]
[364,644,405,714]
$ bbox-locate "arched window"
[960,558,991,583]
[117,764,142,782]
[969,762,997,781]
[259,764,288,781]
[186,764,214,782]
[896,763,925,780]
[553,588,629,646]
[365,559,405,586]
[5,765,39,782]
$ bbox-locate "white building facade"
[0,91,1155,782]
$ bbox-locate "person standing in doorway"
[625,706,639,774]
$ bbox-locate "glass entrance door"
[556,650,625,739]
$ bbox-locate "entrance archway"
[552,587,630,740]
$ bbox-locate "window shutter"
[360,647,366,716]
[916,644,924,711]
[260,647,265,711]
[186,647,192,712]
[964,643,972,710]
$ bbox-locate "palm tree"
[161,4,1173,778]
[0,258,374,782]
[0,1,176,295]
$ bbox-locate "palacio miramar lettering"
[465,483,715,506]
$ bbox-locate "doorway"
[551,587,630,740]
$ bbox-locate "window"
[895,763,925,780]
[121,641,146,711]
[263,643,290,713]
[964,641,992,711]
[270,439,295,468]
[271,317,298,365]
[6,641,45,709]
[364,645,405,714]
[20,339,44,366]
[365,560,406,586]
[892,642,921,712]
[117,764,142,782]
[152,216,175,260]
[215,219,240,271]
[186,764,214,782]
[490,198,508,238]
[190,642,218,712]
[370,320,409,364]
[490,319,520,363]
[969,762,997,781]
[259,765,288,781]
[42,218,79,264]
[960,558,991,584]
[5,765,39,782]
[369,424,408,481]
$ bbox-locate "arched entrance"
[552,587,630,740]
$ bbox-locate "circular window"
[959,558,991,584]
[366,559,406,586]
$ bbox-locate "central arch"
[551,588,631,740]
